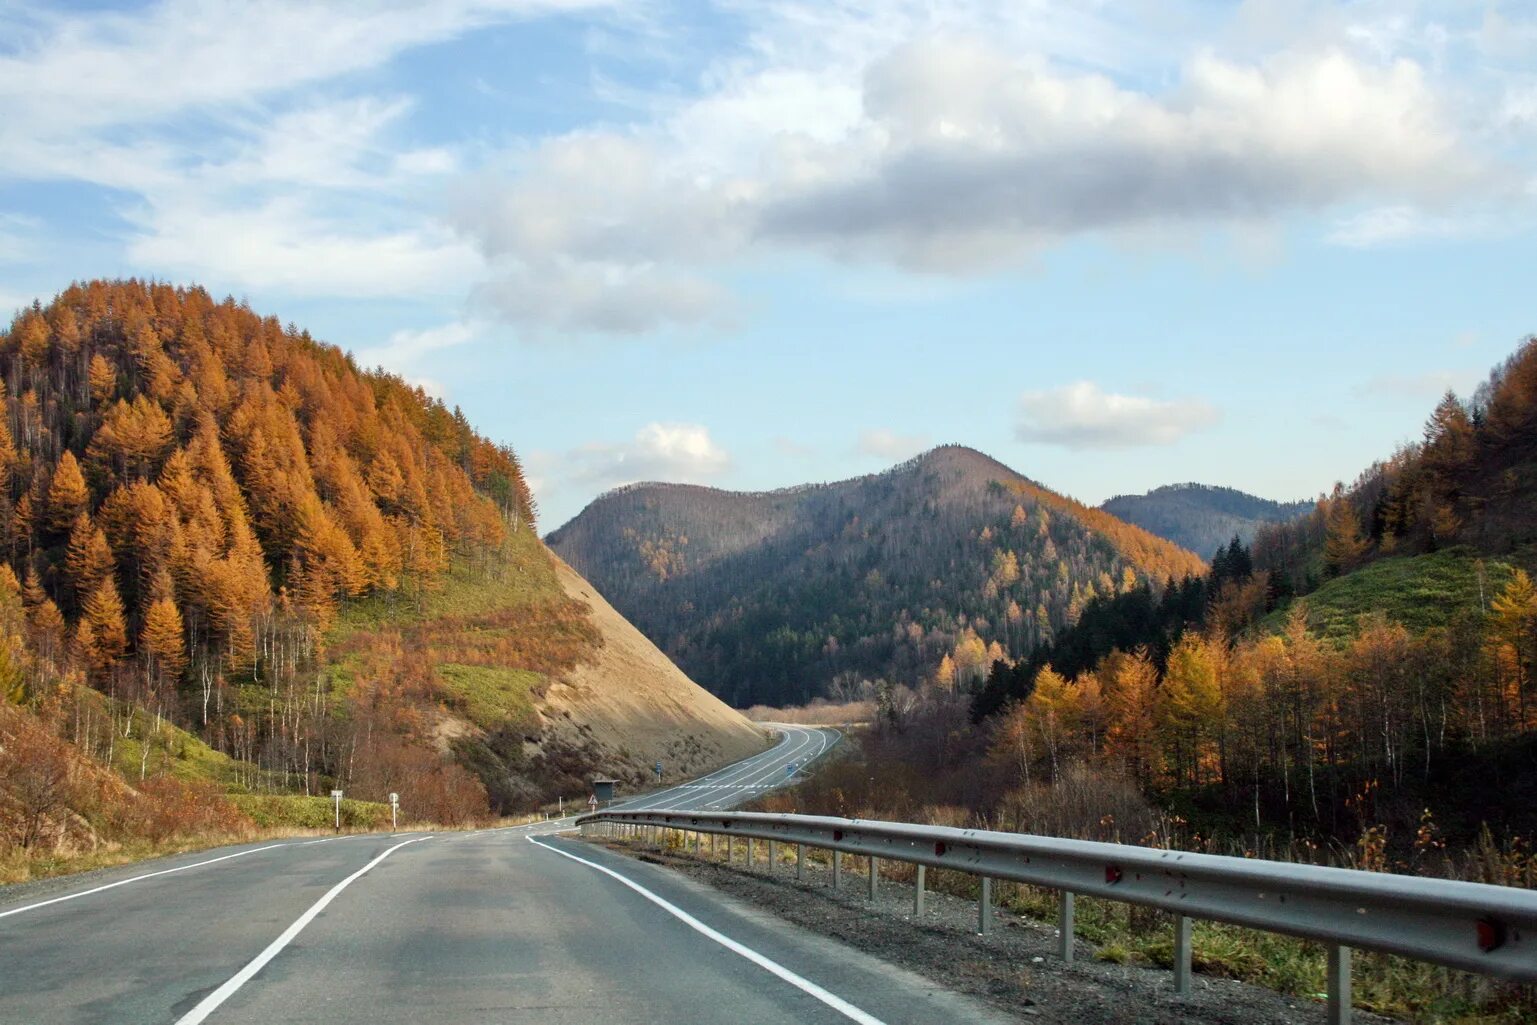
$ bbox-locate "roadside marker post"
[1058,891,1075,961]
[388,792,398,830]
[331,789,344,832]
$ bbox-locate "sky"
[1,1,1535,531]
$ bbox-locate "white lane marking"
[656,727,810,813]
[620,726,801,812]
[0,843,293,921]
[173,836,432,1025]
[529,836,886,1025]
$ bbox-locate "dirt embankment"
[536,554,768,785]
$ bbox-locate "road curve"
[0,723,1014,1025]
[611,723,839,813]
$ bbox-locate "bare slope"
[539,553,767,784]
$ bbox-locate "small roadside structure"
[591,777,620,807]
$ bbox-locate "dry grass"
[745,700,874,725]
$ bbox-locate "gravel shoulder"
[586,835,1395,1025]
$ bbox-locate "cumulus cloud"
[567,423,731,488]
[1015,381,1219,449]
[758,43,1484,269]
[445,21,1517,334]
[472,261,734,335]
[857,428,930,461]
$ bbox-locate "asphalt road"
[0,724,1016,1025]
[612,723,840,812]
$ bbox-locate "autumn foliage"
[0,279,542,841]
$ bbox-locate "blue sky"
[2,1,1535,530]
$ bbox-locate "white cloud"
[0,1,617,137]
[0,1,616,303]
[354,320,483,376]
[857,428,929,461]
[1015,381,1220,449]
[451,18,1514,333]
[126,197,482,299]
[472,260,734,335]
[567,423,731,488]
[1326,204,1486,247]
[1359,369,1480,400]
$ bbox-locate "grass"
[437,664,543,731]
[335,526,565,633]
[978,879,1535,1023]
[227,794,391,830]
[1263,548,1517,643]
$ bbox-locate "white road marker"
[173,836,432,1025]
[529,836,888,1025]
[0,843,293,921]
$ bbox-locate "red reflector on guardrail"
[935,841,947,856]
[833,829,843,842]
[1477,918,1506,952]
[1106,865,1123,884]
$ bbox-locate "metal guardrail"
[577,809,1537,1025]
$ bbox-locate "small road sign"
[330,789,344,831]
[587,794,598,811]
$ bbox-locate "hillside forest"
[1101,483,1311,557]
[790,336,1537,868]
[0,280,574,864]
[549,446,1205,707]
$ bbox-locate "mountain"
[547,445,1206,707]
[1100,484,1311,561]
[0,280,761,846]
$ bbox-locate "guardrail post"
[796,843,805,881]
[868,856,879,900]
[1327,944,1352,1025]
[768,840,777,874]
[1058,891,1075,961]
[1173,915,1192,994]
[711,832,717,859]
[833,851,842,890]
[914,864,926,917]
[747,837,755,870]
[978,877,993,934]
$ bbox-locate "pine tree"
[140,596,186,684]
[65,513,115,609]
[81,577,128,671]
[46,451,89,533]
[1323,494,1368,575]
[88,353,116,405]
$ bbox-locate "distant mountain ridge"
[1101,483,1311,560]
[548,445,1206,707]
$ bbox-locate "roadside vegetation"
[0,280,581,879]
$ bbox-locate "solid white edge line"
[173,836,432,1025]
[0,843,294,921]
[528,835,887,1025]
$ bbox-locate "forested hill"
[1101,484,1310,560]
[0,280,760,849]
[547,445,1205,707]
[1254,335,1537,596]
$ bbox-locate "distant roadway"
[0,723,1010,1024]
